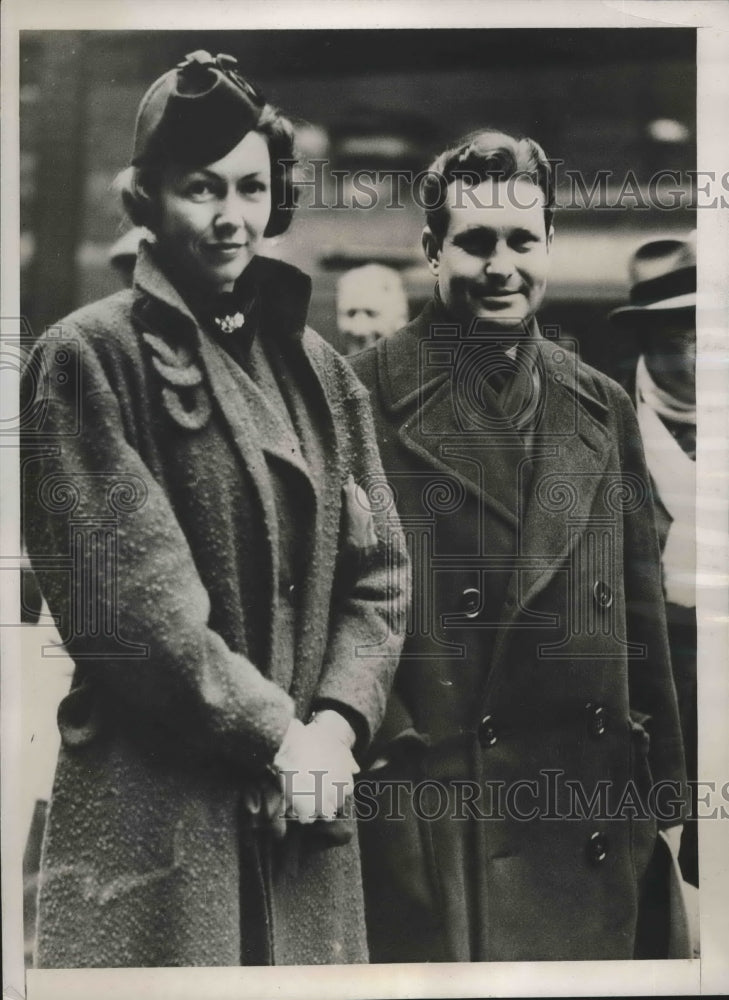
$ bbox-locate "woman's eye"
[239,179,269,196]
[185,179,215,200]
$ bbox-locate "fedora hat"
[609,232,695,326]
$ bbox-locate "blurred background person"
[108,224,149,287]
[336,263,409,355]
[609,233,697,890]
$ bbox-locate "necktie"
[481,346,541,436]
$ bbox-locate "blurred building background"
[20,28,695,379]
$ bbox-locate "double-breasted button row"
[592,580,613,609]
[476,704,609,748]
[586,702,608,738]
[586,830,609,864]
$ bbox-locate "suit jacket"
[21,245,408,967]
[352,302,686,962]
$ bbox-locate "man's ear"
[421,226,440,276]
[546,224,555,252]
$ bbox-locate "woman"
[22,51,408,967]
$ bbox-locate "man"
[336,263,408,355]
[610,235,697,888]
[352,130,688,962]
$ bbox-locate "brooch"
[214,312,245,334]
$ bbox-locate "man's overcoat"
[22,247,408,967]
[352,303,686,962]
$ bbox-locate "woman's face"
[154,130,272,293]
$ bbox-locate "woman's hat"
[131,50,266,167]
[609,232,696,327]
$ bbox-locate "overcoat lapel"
[270,332,345,710]
[193,332,282,678]
[505,338,613,617]
[379,306,525,530]
[212,341,312,481]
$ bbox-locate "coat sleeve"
[21,329,295,771]
[310,358,410,753]
[615,382,687,814]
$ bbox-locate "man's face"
[643,318,696,406]
[425,177,553,332]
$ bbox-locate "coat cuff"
[309,697,369,758]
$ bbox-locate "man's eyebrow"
[452,224,543,240]
[452,225,496,239]
[511,226,542,240]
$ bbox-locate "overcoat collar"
[377,300,609,428]
[130,239,312,347]
[377,301,613,604]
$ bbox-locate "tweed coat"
[352,303,687,962]
[21,245,408,967]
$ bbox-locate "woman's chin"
[206,259,254,292]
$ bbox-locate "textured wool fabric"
[22,244,409,967]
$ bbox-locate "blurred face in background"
[642,315,696,406]
[337,266,409,355]
[154,130,272,293]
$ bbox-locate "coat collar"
[376,302,612,537]
[130,239,312,346]
[378,300,608,420]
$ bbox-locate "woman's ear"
[421,226,440,277]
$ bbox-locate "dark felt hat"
[131,50,266,167]
[609,232,696,327]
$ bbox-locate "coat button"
[477,714,498,748]
[586,703,608,738]
[586,831,608,865]
[461,587,481,619]
[592,580,613,609]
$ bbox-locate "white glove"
[273,712,359,824]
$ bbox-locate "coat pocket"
[357,775,441,913]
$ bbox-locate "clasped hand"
[273,714,359,824]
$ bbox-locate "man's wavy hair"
[422,129,555,244]
[118,103,297,238]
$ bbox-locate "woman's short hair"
[422,129,555,244]
[119,101,297,239]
